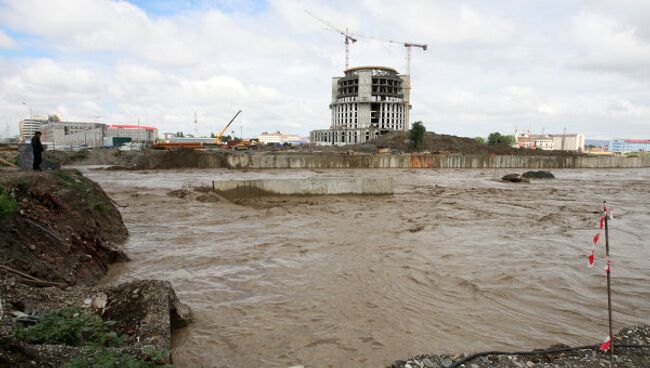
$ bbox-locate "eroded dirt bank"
[0,170,191,367]
[0,170,128,286]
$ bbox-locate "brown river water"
[82,168,650,368]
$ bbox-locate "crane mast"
[305,10,358,69]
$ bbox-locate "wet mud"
[83,168,650,367]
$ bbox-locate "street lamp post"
[21,102,32,118]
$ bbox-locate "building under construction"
[311,66,411,146]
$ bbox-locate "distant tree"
[220,135,232,142]
[251,138,260,142]
[409,121,426,149]
[210,132,216,138]
[487,132,515,145]
[474,137,486,145]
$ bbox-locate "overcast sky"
[1,0,649,139]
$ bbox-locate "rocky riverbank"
[0,170,191,367]
[390,325,650,368]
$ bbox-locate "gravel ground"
[391,325,650,368]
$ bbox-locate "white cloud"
[0,29,15,48]
[571,12,650,77]
[0,0,649,140]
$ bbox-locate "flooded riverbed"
[84,168,650,368]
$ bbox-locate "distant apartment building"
[18,115,51,141]
[608,139,650,153]
[257,131,302,144]
[516,133,585,151]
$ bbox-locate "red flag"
[593,233,600,245]
[600,216,605,230]
[599,336,611,352]
[588,249,595,268]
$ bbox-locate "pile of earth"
[0,170,128,286]
[390,325,650,368]
[350,131,580,156]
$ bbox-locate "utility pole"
[21,102,32,118]
[194,112,198,137]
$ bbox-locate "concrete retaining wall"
[227,153,650,169]
[213,177,393,195]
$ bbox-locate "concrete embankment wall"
[213,177,393,195]
[227,153,650,169]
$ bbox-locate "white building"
[19,116,48,141]
[40,120,158,148]
[310,66,411,146]
[516,132,585,151]
[257,131,302,144]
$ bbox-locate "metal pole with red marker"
[604,201,613,357]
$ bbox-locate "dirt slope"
[0,169,128,286]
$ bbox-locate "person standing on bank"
[31,131,44,171]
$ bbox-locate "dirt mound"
[350,131,581,156]
[0,170,128,286]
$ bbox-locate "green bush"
[409,121,426,149]
[92,200,109,214]
[0,186,17,219]
[52,169,86,191]
[14,307,125,347]
[70,150,88,161]
[487,132,516,145]
[64,348,174,368]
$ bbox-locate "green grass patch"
[52,169,87,191]
[70,150,89,161]
[64,348,173,368]
[0,186,17,219]
[14,307,125,347]
[91,200,109,214]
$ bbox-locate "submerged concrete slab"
[212,177,393,195]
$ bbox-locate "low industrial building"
[310,66,411,146]
[608,139,650,153]
[516,133,585,151]
[37,120,158,149]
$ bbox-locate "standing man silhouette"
[31,131,44,171]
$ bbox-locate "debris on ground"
[0,280,191,367]
[390,325,650,368]
[501,173,530,183]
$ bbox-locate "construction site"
[3,3,650,368]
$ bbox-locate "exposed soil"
[0,170,128,286]
[0,169,191,367]
[45,148,229,170]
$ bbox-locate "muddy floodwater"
[83,168,650,368]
